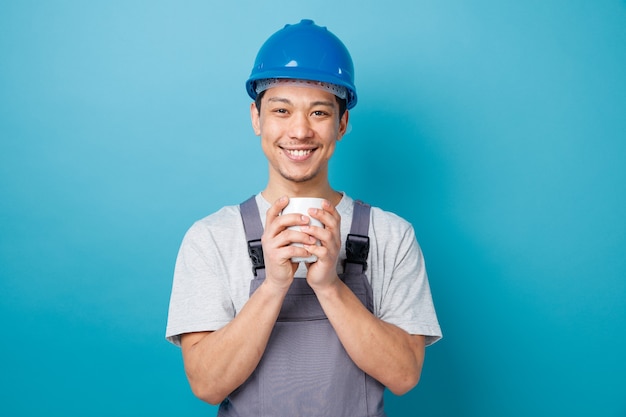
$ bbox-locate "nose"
[288,111,314,140]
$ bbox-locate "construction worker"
[166,19,442,416]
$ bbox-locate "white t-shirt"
[166,193,442,346]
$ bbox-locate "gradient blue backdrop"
[1,1,625,416]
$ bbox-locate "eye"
[312,110,330,117]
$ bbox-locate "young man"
[166,19,442,417]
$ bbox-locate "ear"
[337,110,349,141]
[250,102,261,136]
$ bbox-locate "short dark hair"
[255,90,348,120]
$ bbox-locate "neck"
[262,180,342,206]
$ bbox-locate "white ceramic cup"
[281,197,325,262]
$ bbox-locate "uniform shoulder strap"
[345,200,371,273]
[240,196,265,277]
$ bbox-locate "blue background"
[1,1,625,416]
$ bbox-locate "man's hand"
[302,199,343,290]
[262,196,315,289]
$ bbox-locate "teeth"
[287,149,312,157]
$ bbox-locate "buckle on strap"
[345,233,369,271]
[247,239,265,276]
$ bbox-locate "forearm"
[181,280,288,404]
[314,279,425,395]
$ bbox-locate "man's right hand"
[262,196,316,290]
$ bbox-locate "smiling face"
[251,83,349,191]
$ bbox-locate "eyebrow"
[267,97,291,105]
[311,100,336,108]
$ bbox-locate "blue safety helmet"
[246,19,357,109]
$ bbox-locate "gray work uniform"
[217,197,386,417]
